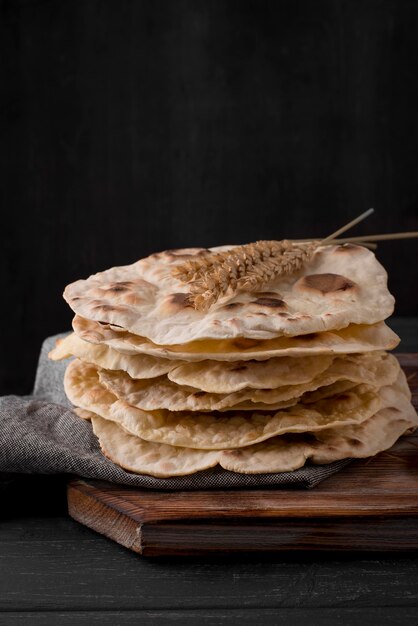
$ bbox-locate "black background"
[2,0,418,395]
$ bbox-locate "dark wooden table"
[1,318,418,625]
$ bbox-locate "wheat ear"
[173,209,375,311]
[176,240,317,311]
[172,240,288,283]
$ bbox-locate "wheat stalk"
[174,240,317,311]
[173,240,289,283]
[173,208,411,311]
[318,231,418,244]
[236,242,317,291]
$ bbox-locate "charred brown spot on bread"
[253,291,282,298]
[168,292,193,308]
[278,312,290,317]
[225,449,242,458]
[252,297,286,308]
[298,273,356,294]
[232,338,262,350]
[106,284,130,293]
[230,365,248,371]
[348,438,362,447]
[222,302,243,310]
[193,391,206,397]
[104,281,137,294]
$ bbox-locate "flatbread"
[64,359,391,450]
[50,332,338,390]
[168,354,334,392]
[82,399,418,476]
[72,315,400,361]
[97,352,400,412]
[49,332,183,379]
[64,244,395,343]
[220,402,418,473]
[90,414,220,477]
[74,407,94,420]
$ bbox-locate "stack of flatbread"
[50,242,418,477]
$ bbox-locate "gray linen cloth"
[0,334,351,490]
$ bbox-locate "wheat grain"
[172,240,288,283]
[173,240,317,311]
[173,209,386,310]
[237,243,316,292]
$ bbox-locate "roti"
[97,352,400,412]
[64,358,402,450]
[63,244,394,344]
[83,398,418,476]
[72,315,400,361]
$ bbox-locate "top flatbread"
[64,244,394,344]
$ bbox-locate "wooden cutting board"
[67,354,418,556]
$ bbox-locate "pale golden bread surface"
[63,359,412,450]
[167,354,333,392]
[50,332,339,390]
[49,332,183,378]
[90,414,220,477]
[97,352,400,412]
[83,399,418,477]
[219,403,418,474]
[64,244,395,344]
[72,315,399,361]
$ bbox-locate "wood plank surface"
[67,354,418,555]
[1,607,418,626]
[2,517,418,612]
